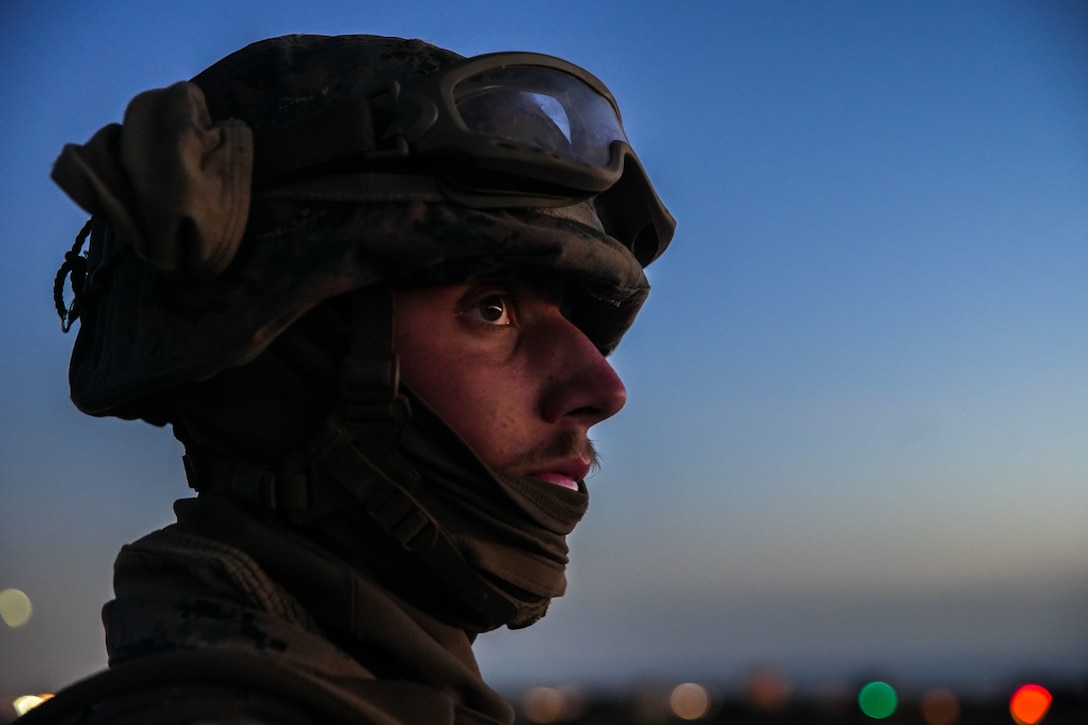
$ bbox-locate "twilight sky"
[1,0,1086,699]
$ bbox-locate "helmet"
[53,34,673,420]
[52,34,674,631]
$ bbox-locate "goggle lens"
[452,66,628,168]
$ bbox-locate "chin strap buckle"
[307,416,436,552]
[338,282,412,444]
[182,453,311,511]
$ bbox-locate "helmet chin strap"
[184,282,528,630]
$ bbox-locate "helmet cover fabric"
[56,34,651,418]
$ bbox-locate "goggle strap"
[255,173,447,204]
[252,96,379,185]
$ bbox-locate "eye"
[464,294,514,326]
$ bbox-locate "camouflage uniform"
[37,34,672,724]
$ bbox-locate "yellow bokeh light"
[13,694,53,716]
[0,588,33,628]
[522,687,565,723]
[669,682,710,720]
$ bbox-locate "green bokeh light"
[858,681,898,719]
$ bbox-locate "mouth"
[529,459,591,490]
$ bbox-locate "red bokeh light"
[1009,684,1052,725]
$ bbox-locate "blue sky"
[1,0,1086,699]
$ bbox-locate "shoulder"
[35,684,316,725]
[17,650,423,725]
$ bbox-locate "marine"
[32,33,673,724]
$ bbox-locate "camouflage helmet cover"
[56,35,659,418]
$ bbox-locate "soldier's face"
[393,275,626,489]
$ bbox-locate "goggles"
[252,52,673,266]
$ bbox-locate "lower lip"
[534,473,580,490]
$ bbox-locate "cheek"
[423,370,512,460]
[398,345,530,468]
[393,287,541,469]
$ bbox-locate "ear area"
[52,81,253,279]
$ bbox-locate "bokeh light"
[0,589,33,628]
[13,694,52,716]
[741,667,793,713]
[920,687,961,725]
[814,679,854,717]
[522,687,565,723]
[858,681,898,719]
[520,685,584,723]
[1009,684,1052,725]
[669,682,711,720]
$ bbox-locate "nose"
[537,316,627,427]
